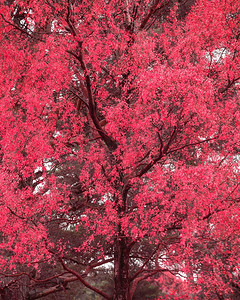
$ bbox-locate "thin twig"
[168,136,217,154]
[1,13,43,41]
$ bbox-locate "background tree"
[0,0,239,299]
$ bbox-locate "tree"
[0,0,239,299]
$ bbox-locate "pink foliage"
[0,0,239,299]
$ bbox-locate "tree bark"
[113,235,130,300]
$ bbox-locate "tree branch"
[130,244,160,281]
[58,257,111,300]
[136,127,177,177]
[218,76,240,94]
[167,136,218,154]
[29,284,67,299]
[89,258,114,268]
[139,0,161,30]
[69,88,89,109]
[203,183,240,220]
[67,47,118,151]
[66,0,77,36]
[0,271,72,284]
[1,14,43,41]
[7,206,25,220]
[129,268,169,299]
[28,274,78,299]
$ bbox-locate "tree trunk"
[113,236,130,300]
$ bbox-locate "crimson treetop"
[0,0,239,299]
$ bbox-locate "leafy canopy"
[0,0,239,299]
